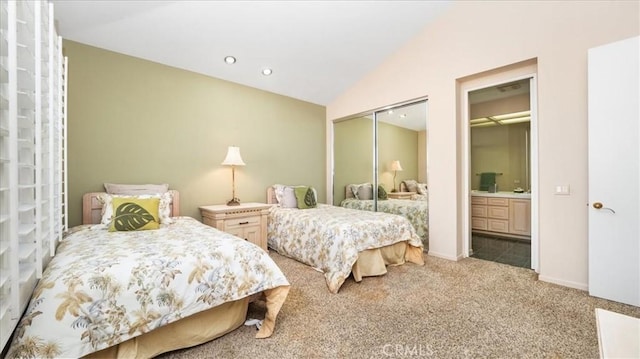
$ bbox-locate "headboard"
[82,190,180,225]
[267,186,277,205]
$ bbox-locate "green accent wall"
[64,40,326,226]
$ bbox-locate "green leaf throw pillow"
[294,186,317,209]
[378,185,388,200]
[109,197,160,232]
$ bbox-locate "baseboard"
[427,251,461,261]
[538,275,588,291]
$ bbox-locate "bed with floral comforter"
[340,198,429,247]
[267,204,423,294]
[6,217,289,359]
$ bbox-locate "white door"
[588,36,639,307]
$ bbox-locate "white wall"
[327,1,639,289]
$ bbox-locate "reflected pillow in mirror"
[351,183,373,200]
[378,185,388,200]
[403,180,418,193]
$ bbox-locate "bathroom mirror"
[469,79,531,193]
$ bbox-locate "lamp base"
[226,198,241,206]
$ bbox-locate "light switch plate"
[555,185,570,195]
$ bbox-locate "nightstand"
[387,191,416,199]
[199,203,272,251]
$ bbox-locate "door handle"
[592,202,615,213]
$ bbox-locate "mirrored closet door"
[332,99,429,248]
[375,101,428,196]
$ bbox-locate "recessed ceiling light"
[262,68,273,76]
[224,56,236,64]
[400,114,407,118]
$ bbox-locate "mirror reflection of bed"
[332,100,429,250]
[341,181,429,249]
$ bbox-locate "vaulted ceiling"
[52,0,453,106]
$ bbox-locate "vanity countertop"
[471,190,531,199]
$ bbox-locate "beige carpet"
[159,251,640,358]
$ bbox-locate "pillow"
[273,184,287,205]
[104,183,169,195]
[350,183,373,200]
[378,185,388,200]
[294,186,317,209]
[350,183,373,199]
[273,184,318,207]
[108,197,160,232]
[416,183,428,195]
[403,179,418,193]
[281,186,298,208]
[99,192,173,225]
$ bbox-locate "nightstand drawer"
[199,203,271,251]
[225,216,261,228]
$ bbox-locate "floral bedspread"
[341,198,429,247]
[410,193,428,201]
[267,204,422,293]
[6,217,289,359]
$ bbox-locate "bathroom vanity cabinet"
[471,192,531,238]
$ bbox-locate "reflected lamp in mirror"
[221,146,246,206]
[390,160,403,192]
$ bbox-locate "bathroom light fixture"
[224,56,236,64]
[221,146,246,206]
[390,160,403,192]
[262,68,273,76]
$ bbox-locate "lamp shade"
[221,146,245,166]
[390,160,403,171]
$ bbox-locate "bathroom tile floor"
[471,234,531,269]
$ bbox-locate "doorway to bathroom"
[460,60,539,271]
[468,79,532,268]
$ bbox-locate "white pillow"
[99,192,173,225]
[281,187,298,208]
[416,183,428,195]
